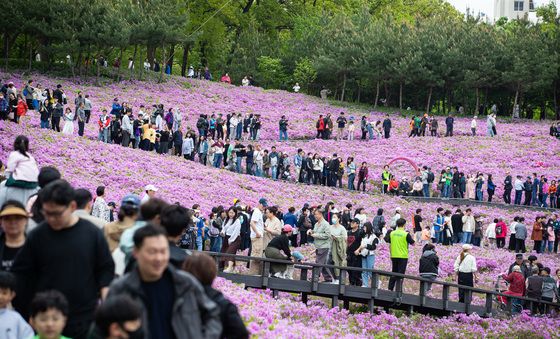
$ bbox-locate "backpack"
[196,118,206,129]
[496,225,502,235]
[427,171,435,183]
[209,218,222,237]
[23,87,29,97]
[178,226,196,249]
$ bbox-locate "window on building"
[529,0,535,11]
[514,0,524,11]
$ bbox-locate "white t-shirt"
[250,208,264,239]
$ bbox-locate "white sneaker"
[274,272,284,278]
[330,279,339,284]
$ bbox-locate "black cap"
[515,253,523,259]
[351,218,360,224]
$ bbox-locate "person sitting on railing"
[264,225,293,279]
[419,244,439,296]
[501,265,525,314]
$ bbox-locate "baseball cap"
[395,207,402,212]
[0,206,28,218]
[351,218,360,224]
[462,244,473,250]
[515,253,523,259]
[282,225,293,233]
[258,198,268,207]
[121,194,141,208]
[144,184,158,192]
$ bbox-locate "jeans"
[514,190,522,205]
[40,120,49,128]
[453,232,463,244]
[196,235,203,251]
[255,163,263,177]
[423,184,430,197]
[348,174,355,190]
[476,189,483,201]
[271,166,278,180]
[78,121,85,136]
[531,189,539,206]
[236,156,243,173]
[210,236,222,253]
[443,184,451,198]
[279,129,288,141]
[541,239,553,253]
[98,129,109,143]
[462,232,473,244]
[435,231,443,244]
[213,153,223,168]
[541,194,548,207]
[361,254,375,287]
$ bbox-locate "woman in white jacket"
[221,207,242,272]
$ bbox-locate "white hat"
[462,244,473,250]
[395,207,402,212]
[144,184,158,192]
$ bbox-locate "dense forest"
[3,0,560,119]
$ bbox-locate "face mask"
[332,218,338,224]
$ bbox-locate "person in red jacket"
[495,218,508,249]
[220,73,231,84]
[98,109,111,143]
[15,94,28,124]
[316,115,325,139]
[357,162,368,192]
[500,265,526,313]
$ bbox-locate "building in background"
[494,0,536,20]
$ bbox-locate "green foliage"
[293,58,317,93]
[257,56,287,89]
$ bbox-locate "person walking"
[384,218,415,291]
[514,217,527,253]
[419,243,439,295]
[354,222,378,288]
[307,209,335,283]
[453,244,477,303]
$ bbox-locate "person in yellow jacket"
[381,165,391,194]
[384,218,415,291]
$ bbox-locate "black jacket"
[204,285,249,339]
[419,250,439,275]
[451,213,463,234]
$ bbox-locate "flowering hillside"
[4,73,559,203]
[1,73,559,337]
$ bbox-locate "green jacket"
[312,219,331,249]
[385,228,415,259]
[382,170,391,185]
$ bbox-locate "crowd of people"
[0,131,559,339]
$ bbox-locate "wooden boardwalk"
[209,252,560,318]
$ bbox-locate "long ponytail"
[14,135,29,158]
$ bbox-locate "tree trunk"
[374,81,380,109]
[181,43,190,77]
[553,80,559,120]
[96,57,100,86]
[384,82,390,106]
[426,87,433,114]
[540,101,546,120]
[159,43,166,83]
[116,48,123,82]
[399,82,403,110]
[475,87,479,114]
[512,84,519,118]
[28,42,33,73]
[130,45,138,80]
[3,33,9,72]
[340,72,347,102]
[147,44,156,70]
[167,45,175,74]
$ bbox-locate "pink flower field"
[1,73,559,337]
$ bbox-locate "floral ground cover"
[4,72,558,204]
[214,277,560,338]
[1,73,559,337]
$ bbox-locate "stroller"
[494,276,523,316]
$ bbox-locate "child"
[29,290,70,339]
[421,226,431,245]
[347,119,355,141]
[0,272,34,338]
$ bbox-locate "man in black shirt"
[346,218,363,286]
[503,171,513,204]
[413,209,423,243]
[12,180,115,339]
[107,224,221,339]
[451,209,464,244]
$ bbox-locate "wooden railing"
[207,252,560,317]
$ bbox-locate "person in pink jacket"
[495,218,508,249]
[4,135,39,189]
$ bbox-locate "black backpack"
[427,171,435,183]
